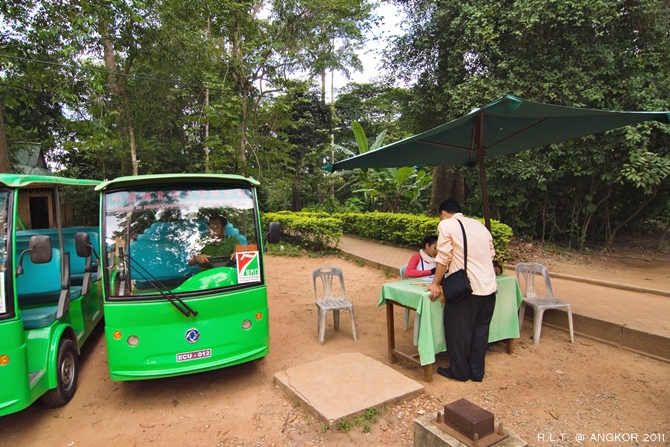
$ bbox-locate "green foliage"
[262,211,342,250]
[1,0,375,184]
[334,83,414,153]
[336,407,381,434]
[264,211,513,264]
[352,122,369,154]
[339,211,512,265]
[384,0,670,248]
[336,417,351,432]
[265,242,304,257]
[4,0,669,251]
[332,122,433,213]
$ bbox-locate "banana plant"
[334,122,431,212]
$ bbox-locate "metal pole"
[476,112,492,231]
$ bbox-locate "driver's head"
[207,215,227,237]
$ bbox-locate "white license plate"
[176,348,212,362]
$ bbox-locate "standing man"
[427,200,497,382]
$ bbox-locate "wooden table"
[378,275,523,381]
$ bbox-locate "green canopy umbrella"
[325,94,670,228]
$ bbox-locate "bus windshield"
[104,185,261,298]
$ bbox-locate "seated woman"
[405,235,438,278]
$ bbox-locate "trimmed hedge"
[262,211,342,250]
[262,211,513,264]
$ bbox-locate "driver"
[188,214,241,267]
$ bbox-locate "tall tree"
[279,86,331,211]
[2,0,375,182]
[97,5,139,175]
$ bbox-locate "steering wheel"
[204,255,236,268]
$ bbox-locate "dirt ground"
[1,248,669,447]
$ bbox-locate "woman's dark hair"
[421,235,437,248]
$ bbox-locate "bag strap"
[456,219,467,273]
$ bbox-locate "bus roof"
[0,174,101,188]
[95,173,260,191]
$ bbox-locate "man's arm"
[427,221,453,301]
[427,262,448,301]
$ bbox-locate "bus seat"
[140,220,206,241]
[21,306,59,329]
[128,220,207,288]
[128,239,199,288]
[66,228,100,286]
[224,223,246,246]
[16,248,62,306]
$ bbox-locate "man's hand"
[189,253,211,265]
[427,261,448,301]
[427,283,442,301]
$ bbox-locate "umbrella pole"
[475,112,492,232]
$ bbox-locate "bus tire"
[41,338,79,407]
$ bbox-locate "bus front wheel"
[41,338,79,407]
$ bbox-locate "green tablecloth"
[378,274,523,365]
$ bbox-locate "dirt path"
[1,254,669,447]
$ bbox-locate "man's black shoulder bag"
[440,219,473,303]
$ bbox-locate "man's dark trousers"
[443,293,496,381]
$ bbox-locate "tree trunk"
[99,17,138,175]
[231,21,248,175]
[0,104,10,173]
[606,189,658,248]
[204,17,211,174]
[330,71,335,196]
[204,87,210,173]
[238,84,249,174]
[127,119,138,175]
[453,170,465,204]
[429,166,449,215]
[321,69,327,104]
[292,170,301,211]
[429,166,465,214]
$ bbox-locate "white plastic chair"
[400,265,421,346]
[312,266,357,344]
[516,262,575,346]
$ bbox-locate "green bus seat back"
[16,248,62,306]
[21,306,59,329]
[63,228,100,286]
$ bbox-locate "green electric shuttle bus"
[0,174,102,416]
[97,174,279,381]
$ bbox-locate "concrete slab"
[274,352,424,426]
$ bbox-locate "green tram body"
[97,174,277,381]
[0,174,103,417]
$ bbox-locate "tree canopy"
[1,0,669,247]
[382,0,670,247]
